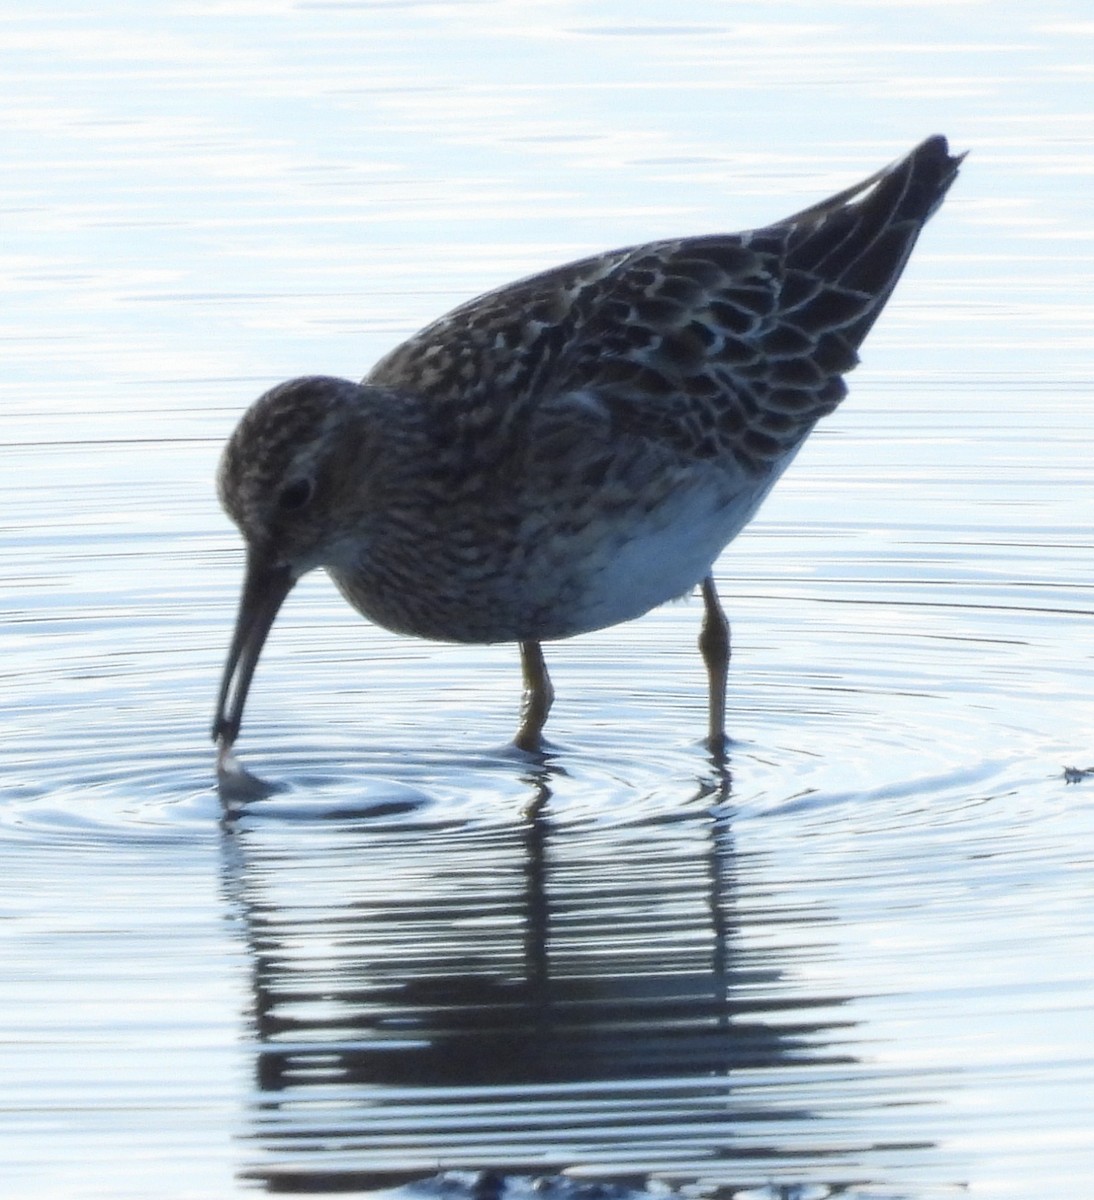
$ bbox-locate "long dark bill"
[212,547,296,750]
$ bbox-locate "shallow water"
[3,2,1094,1198]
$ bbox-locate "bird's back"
[367,135,963,479]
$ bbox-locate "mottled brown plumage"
[214,136,963,766]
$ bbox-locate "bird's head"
[212,374,398,756]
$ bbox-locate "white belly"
[556,461,789,637]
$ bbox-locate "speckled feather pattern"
[367,136,961,478]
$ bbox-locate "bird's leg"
[516,640,554,752]
[699,574,731,756]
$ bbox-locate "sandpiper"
[213,135,963,765]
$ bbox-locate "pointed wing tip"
[914,133,968,177]
[907,134,966,220]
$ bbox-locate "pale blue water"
[2,3,1094,1198]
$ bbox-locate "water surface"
[2,3,1093,1198]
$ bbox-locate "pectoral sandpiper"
[213,135,963,768]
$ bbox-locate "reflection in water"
[3,0,1093,1195]
[219,760,938,1196]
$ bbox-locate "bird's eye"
[277,478,314,511]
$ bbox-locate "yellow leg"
[516,640,554,752]
[699,574,730,754]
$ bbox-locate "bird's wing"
[368,136,963,477]
[544,135,963,475]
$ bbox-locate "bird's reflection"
[219,756,907,1196]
